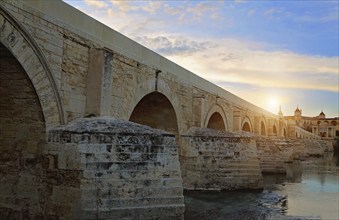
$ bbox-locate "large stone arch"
[0,37,46,217]
[0,7,65,129]
[242,117,253,133]
[127,78,184,134]
[204,104,228,131]
[129,91,179,137]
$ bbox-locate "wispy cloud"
[149,36,339,92]
[297,12,339,23]
[263,7,284,17]
[186,2,222,21]
[109,0,136,13]
[84,0,107,8]
[134,35,208,56]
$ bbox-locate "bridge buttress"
[85,48,113,117]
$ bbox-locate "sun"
[267,96,279,113]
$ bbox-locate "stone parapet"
[45,117,184,219]
[180,128,263,191]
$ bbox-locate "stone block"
[45,117,184,218]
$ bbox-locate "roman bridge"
[0,0,285,136]
[0,0,323,219]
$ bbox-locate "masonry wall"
[256,138,325,174]
[45,118,184,219]
[0,44,46,217]
[180,128,263,190]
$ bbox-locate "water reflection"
[184,152,339,219]
[281,152,339,219]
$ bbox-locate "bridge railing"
[295,126,320,140]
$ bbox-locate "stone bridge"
[0,1,326,219]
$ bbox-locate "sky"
[64,0,339,118]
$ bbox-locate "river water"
[184,151,339,220]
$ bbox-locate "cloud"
[297,11,339,23]
[263,7,284,17]
[142,2,163,13]
[109,0,136,13]
[186,2,222,20]
[84,0,107,8]
[134,35,209,56]
[161,37,338,93]
[247,9,256,16]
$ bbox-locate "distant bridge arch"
[273,125,277,136]
[261,121,267,136]
[272,120,278,136]
[242,117,253,133]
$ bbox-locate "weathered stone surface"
[317,140,334,152]
[256,137,326,174]
[0,44,46,217]
[45,117,184,219]
[180,127,263,190]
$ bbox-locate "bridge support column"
[233,110,242,132]
[86,48,113,116]
[180,128,263,191]
[45,117,184,219]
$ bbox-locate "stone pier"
[44,117,184,219]
[256,137,327,174]
[180,128,263,191]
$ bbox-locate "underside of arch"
[207,112,226,131]
[129,92,179,135]
[273,125,277,135]
[242,122,251,132]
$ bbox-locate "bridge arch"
[0,32,46,216]
[127,78,184,134]
[129,91,179,136]
[242,117,253,133]
[261,121,266,136]
[0,8,64,128]
[204,104,228,131]
[272,120,278,136]
[273,125,277,136]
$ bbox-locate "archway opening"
[207,112,226,131]
[0,43,45,215]
[242,122,251,132]
[129,92,179,136]
[261,121,266,136]
[273,125,277,136]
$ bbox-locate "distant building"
[284,107,338,140]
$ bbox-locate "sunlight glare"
[267,96,279,113]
